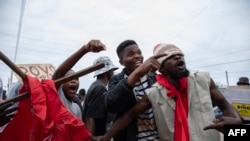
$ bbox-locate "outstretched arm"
[97,95,151,141]
[104,54,166,113]
[204,78,243,133]
[52,39,106,88]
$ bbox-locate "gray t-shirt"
[58,85,82,119]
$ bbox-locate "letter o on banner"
[15,64,56,81]
[29,66,40,76]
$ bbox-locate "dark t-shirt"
[82,80,107,136]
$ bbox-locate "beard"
[172,69,190,79]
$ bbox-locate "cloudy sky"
[0,0,249,91]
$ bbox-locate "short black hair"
[78,88,86,96]
[116,40,137,58]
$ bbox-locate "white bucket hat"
[93,56,118,77]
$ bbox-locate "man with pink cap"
[97,43,243,141]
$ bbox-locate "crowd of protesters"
[0,39,249,141]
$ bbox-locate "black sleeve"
[104,75,135,113]
[86,86,107,118]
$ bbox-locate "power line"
[188,48,250,63]
[229,70,250,73]
[0,34,80,56]
[173,0,214,38]
[191,58,250,69]
[0,32,77,46]
[0,32,81,54]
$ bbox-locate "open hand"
[203,116,243,133]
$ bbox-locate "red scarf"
[156,74,190,141]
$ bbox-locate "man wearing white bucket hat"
[83,56,118,136]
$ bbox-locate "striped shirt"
[132,75,159,141]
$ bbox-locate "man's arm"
[126,54,166,86]
[104,54,166,113]
[52,40,106,88]
[204,78,243,132]
[97,94,152,141]
[86,117,95,135]
[104,77,134,113]
[84,85,107,135]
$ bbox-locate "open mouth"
[69,85,77,93]
[176,61,185,70]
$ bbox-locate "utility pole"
[9,0,26,89]
[225,71,229,86]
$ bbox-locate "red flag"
[41,79,91,141]
[0,75,47,141]
[0,75,91,141]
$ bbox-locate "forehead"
[122,44,140,53]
